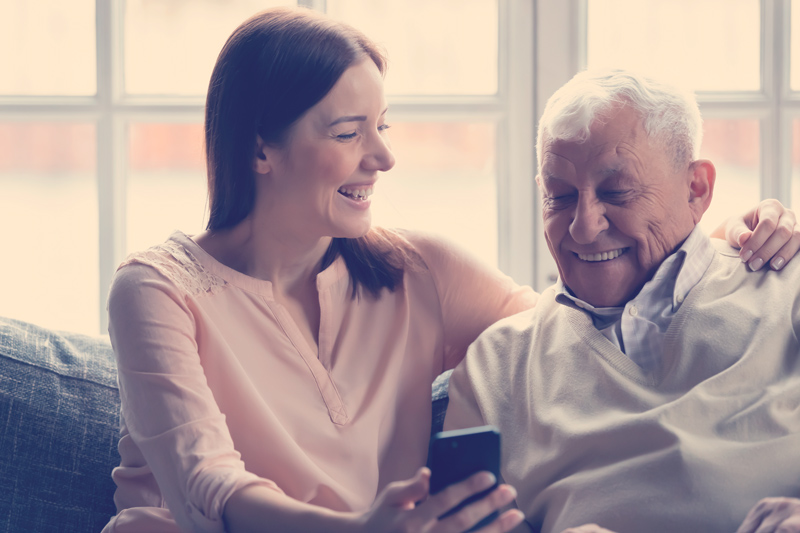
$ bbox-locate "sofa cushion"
[431,369,453,436]
[0,317,120,533]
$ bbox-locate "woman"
[103,8,798,533]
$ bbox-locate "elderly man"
[444,69,800,533]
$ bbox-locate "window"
[535,0,800,288]
[0,0,535,335]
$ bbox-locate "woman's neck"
[194,216,333,291]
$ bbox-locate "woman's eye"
[378,124,391,132]
[336,132,358,141]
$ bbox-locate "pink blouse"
[102,230,537,533]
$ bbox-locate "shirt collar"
[555,226,714,318]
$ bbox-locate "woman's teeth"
[338,186,374,200]
[578,248,626,262]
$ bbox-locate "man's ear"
[687,159,716,223]
[253,134,272,175]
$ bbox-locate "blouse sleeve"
[108,263,283,533]
[402,230,539,372]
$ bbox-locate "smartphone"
[427,425,501,532]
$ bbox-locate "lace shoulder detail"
[119,239,228,297]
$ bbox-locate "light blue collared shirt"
[555,227,715,373]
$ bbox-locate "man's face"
[538,105,701,307]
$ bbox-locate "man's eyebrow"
[542,172,567,184]
[599,167,622,177]
[328,107,389,127]
[598,166,637,185]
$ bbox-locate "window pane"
[698,118,760,233]
[124,0,295,96]
[0,123,98,334]
[372,122,497,267]
[127,123,208,254]
[792,0,800,90]
[326,0,498,96]
[587,0,760,92]
[791,119,800,209]
[0,0,95,95]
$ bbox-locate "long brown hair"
[204,8,411,298]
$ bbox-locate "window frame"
[0,0,536,335]
[534,0,800,288]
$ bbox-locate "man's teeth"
[577,248,625,262]
[338,186,374,200]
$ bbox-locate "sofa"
[0,315,452,533]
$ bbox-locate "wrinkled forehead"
[540,107,666,175]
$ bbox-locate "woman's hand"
[716,199,800,271]
[359,467,525,533]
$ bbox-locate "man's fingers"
[737,497,800,533]
[472,508,525,533]
[561,524,617,533]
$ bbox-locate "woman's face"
[259,58,395,241]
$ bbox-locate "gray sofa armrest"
[0,317,120,532]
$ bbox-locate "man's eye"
[545,194,576,209]
[600,190,630,203]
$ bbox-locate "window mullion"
[761,0,786,202]
[96,0,124,335]
[498,0,536,287]
[779,0,794,204]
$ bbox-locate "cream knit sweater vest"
[447,240,800,533]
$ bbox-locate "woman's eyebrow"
[329,115,366,126]
[328,107,389,127]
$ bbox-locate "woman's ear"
[688,159,716,223]
[253,134,272,175]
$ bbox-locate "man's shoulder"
[706,238,800,281]
[471,287,559,349]
[708,238,740,259]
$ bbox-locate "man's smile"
[575,247,630,262]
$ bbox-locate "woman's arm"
[223,468,525,533]
[400,230,539,373]
[712,199,800,270]
[109,262,282,532]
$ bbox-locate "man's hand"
[719,199,800,271]
[560,524,617,533]
[737,497,800,533]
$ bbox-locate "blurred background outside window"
[0,0,531,335]
[2,0,799,334]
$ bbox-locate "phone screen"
[427,425,501,532]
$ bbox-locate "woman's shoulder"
[114,231,228,298]
[387,228,487,273]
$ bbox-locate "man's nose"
[569,195,609,244]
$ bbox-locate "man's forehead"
[541,137,640,173]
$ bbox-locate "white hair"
[536,68,703,170]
